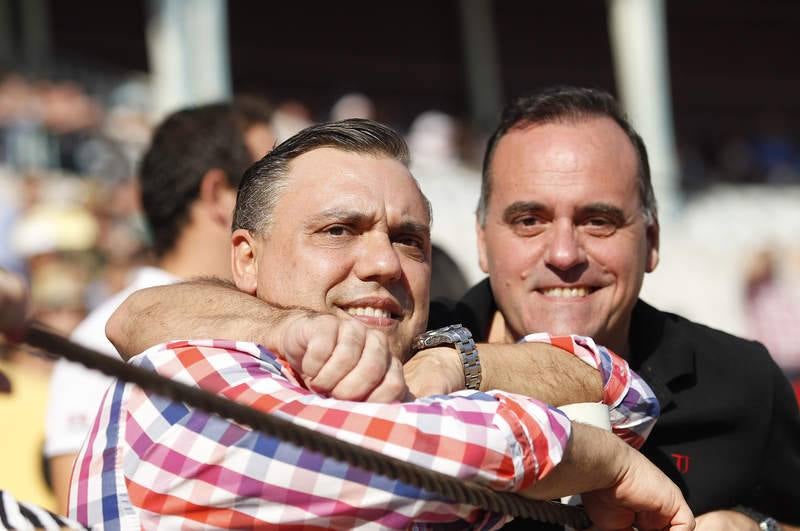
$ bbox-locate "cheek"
[264,244,353,305]
[411,261,431,298]
[487,234,535,277]
[590,237,645,285]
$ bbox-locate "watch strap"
[732,506,781,531]
[412,324,482,390]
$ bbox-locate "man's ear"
[231,229,259,295]
[199,169,237,227]
[476,218,490,273]
[645,219,660,273]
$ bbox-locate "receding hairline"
[484,113,646,207]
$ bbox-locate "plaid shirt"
[69,339,572,530]
[519,333,659,449]
[69,334,656,530]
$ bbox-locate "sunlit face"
[232,148,432,361]
[477,117,659,354]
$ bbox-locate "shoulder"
[69,267,178,355]
[636,300,777,379]
[661,305,769,360]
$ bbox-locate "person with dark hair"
[426,86,800,530]
[44,100,275,511]
[71,120,693,530]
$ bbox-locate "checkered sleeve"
[519,333,659,449]
[113,339,571,529]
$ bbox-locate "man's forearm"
[405,341,603,405]
[521,423,621,499]
[478,342,603,405]
[106,278,298,359]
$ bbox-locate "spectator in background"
[744,247,800,383]
[44,99,275,511]
[0,269,88,529]
[233,94,276,159]
[751,112,800,185]
[407,110,484,286]
[330,92,375,121]
[272,99,313,142]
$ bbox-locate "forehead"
[489,117,640,209]
[277,147,430,224]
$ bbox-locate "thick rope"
[24,322,591,529]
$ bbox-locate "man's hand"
[275,312,408,403]
[523,424,694,530]
[694,510,758,530]
[581,454,695,530]
[403,346,464,397]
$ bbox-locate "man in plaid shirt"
[71,120,692,530]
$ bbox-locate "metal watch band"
[411,324,482,390]
[732,506,781,531]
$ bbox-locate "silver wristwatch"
[411,324,481,390]
[732,506,781,531]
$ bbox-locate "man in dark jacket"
[428,86,800,531]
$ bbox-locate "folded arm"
[406,333,659,448]
[109,280,659,447]
[107,278,407,402]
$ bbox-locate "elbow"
[106,290,144,359]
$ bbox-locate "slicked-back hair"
[233,118,429,235]
[139,103,254,257]
[477,86,657,226]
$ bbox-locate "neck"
[157,226,232,281]
[488,311,515,344]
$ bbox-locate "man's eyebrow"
[502,201,547,222]
[391,220,431,239]
[306,208,369,226]
[577,203,626,222]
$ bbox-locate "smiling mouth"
[537,287,595,298]
[345,306,400,320]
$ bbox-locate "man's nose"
[544,219,586,271]
[354,233,403,283]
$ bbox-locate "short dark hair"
[234,118,429,234]
[139,103,254,256]
[477,86,656,226]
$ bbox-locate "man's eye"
[587,217,611,226]
[583,218,617,236]
[510,215,547,236]
[516,216,539,226]
[323,225,352,236]
[395,236,424,249]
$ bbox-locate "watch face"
[762,518,779,531]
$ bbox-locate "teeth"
[346,306,392,318]
[541,287,589,298]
